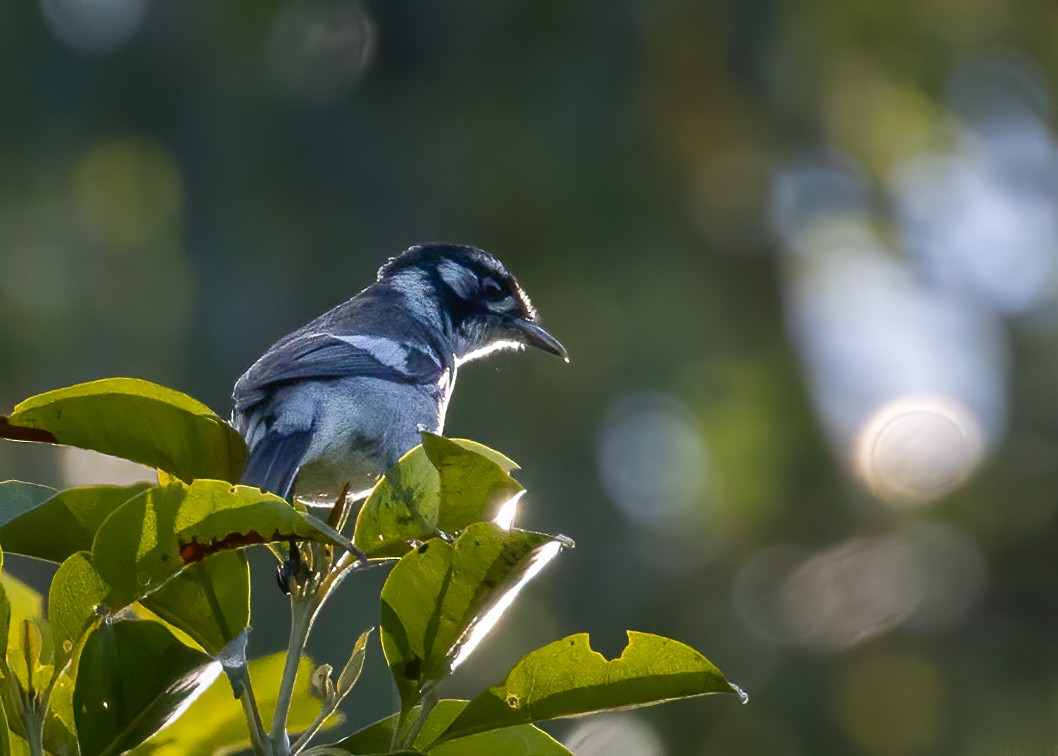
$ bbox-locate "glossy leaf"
[91,479,353,610]
[0,484,151,563]
[335,700,571,755]
[132,652,336,756]
[49,552,109,673]
[380,522,568,708]
[0,574,52,733]
[52,507,253,662]
[139,550,250,655]
[436,438,520,473]
[43,670,78,755]
[0,378,246,483]
[433,632,741,746]
[426,721,570,755]
[74,618,219,756]
[0,577,41,621]
[15,619,51,696]
[422,434,523,533]
[354,435,523,558]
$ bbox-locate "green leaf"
[132,652,336,756]
[5,732,30,756]
[0,573,44,656]
[336,628,372,699]
[50,547,249,671]
[49,551,110,673]
[0,570,47,692]
[16,619,51,696]
[0,693,10,756]
[0,560,9,656]
[437,438,520,473]
[1,691,34,756]
[422,435,523,535]
[0,378,246,483]
[91,479,354,611]
[354,435,524,558]
[0,574,43,620]
[0,481,59,537]
[432,632,742,746]
[43,670,78,755]
[0,484,151,563]
[139,550,250,655]
[425,722,570,755]
[331,710,396,753]
[74,618,218,756]
[334,700,571,755]
[380,522,568,708]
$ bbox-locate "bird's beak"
[514,319,569,362]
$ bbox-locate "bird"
[231,243,568,506]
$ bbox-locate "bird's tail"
[239,429,312,500]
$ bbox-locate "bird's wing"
[233,333,444,413]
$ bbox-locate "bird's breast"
[291,375,450,502]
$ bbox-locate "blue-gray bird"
[232,243,567,504]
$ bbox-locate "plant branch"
[270,596,318,755]
[288,698,333,754]
[227,663,271,756]
[391,690,434,753]
[22,707,44,756]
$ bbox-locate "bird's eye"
[482,277,505,300]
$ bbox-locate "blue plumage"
[232,243,566,503]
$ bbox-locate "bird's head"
[378,244,568,364]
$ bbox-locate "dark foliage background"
[4,2,1058,754]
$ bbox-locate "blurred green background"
[5,1,1058,753]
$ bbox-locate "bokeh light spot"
[731,544,814,646]
[72,137,184,251]
[597,392,712,533]
[854,394,984,508]
[39,0,147,55]
[836,649,947,754]
[734,522,985,651]
[564,712,665,756]
[268,0,376,103]
[777,537,921,651]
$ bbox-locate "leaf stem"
[392,690,434,752]
[2,655,44,756]
[23,707,44,756]
[391,702,416,752]
[228,663,272,756]
[288,698,331,754]
[290,627,371,754]
[270,596,318,755]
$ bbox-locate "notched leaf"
[431,631,740,747]
[178,528,288,563]
[92,480,353,612]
